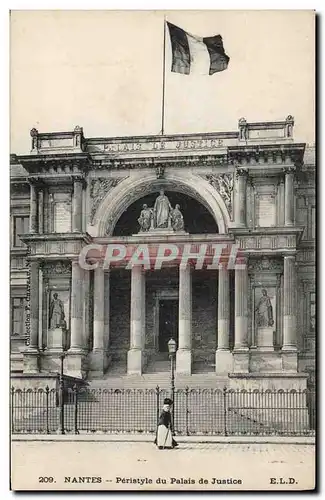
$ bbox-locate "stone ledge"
[229,372,309,379]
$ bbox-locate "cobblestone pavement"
[11,441,315,491]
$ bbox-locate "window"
[13,216,29,247]
[11,297,25,336]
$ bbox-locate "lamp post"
[167,338,176,434]
[59,353,66,435]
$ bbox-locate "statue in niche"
[49,292,66,329]
[138,204,154,232]
[171,204,184,231]
[153,189,173,228]
[255,289,274,328]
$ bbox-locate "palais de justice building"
[10,117,316,389]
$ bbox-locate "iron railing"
[11,386,316,436]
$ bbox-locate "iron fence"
[11,386,316,436]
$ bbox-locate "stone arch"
[91,171,231,237]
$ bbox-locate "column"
[176,265,192,375]
[72,178,83,232]
[29,183,38,234]
[23,261,39,373]
[104,271,111,369]
[278,179,285,226]
[282,255,298,371]
[66,261,86,378]
[235,168,248,226]
[233,260,249,372]
[90,267,106,376]
[284,167,295,226]
[38,189,44,234]
[69,261,84,351]
[215,267,233,374]
[127,266,145,375]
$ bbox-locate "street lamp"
[167,338,176,434]
[59,353,66,435]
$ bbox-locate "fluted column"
[38,189,44,234]
[128,266,145,375]
[72,178,83,232]
[69,261,84,351]
[282,255,298,371]
[176,264,192,375]
[233,260,249,372]
[215,267,233,374]
[66,261,86,378]
[90,267,106,376]
[282,256,297,350]
[235,168,248,226]
[104,271,110,350]
[23,261,39,373]
[284,167,295,226]
[29,183,38,234]
[278,179,285,226]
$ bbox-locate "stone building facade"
[10,117,316,389]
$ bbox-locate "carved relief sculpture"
[90,178,124,224]
[205,173,234,217]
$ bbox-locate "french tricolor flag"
[167,22,230,76]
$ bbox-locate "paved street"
[11,441,315,491]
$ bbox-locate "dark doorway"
[159,300,178,352]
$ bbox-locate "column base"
[23,348,39,373]
[89,349,112,378]
[176,349,192,375]
[127,349,143,375]
[282,350,298,372]
[65,350,87,379]
[232,348,249,373]
[41,350,66,373]
[215,349,233,375]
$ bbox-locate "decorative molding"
[248,257,283,273]
[156,166,165,179]
[202,173,234,217]
[42,261,71,277]
[90,177,126,224]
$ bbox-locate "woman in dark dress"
[154,398,178,449]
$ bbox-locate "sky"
[10,10,315,154]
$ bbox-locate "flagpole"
[161,16,167,135]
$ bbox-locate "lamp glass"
[168,338,177,354]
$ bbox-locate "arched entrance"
[89,171,233,377]
[90,170,230,237]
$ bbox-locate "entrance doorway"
[158,300,178,352]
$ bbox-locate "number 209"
[39,477,54,483]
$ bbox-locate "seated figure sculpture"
[171,204,184,231]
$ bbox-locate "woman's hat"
[163,398,173,405]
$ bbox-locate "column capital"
[235,167,249,179]
[283,165,296,174]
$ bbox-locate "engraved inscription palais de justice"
[100,138,225,153]
[10,116,315,399]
